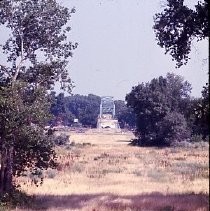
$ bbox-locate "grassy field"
[17,129,209,211]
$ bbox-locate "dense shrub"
[156,112,191,146]
[53,134,70,146]
[0,189,33,208]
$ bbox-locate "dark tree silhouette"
[154,0,208,67]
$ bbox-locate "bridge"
[97,96,120,130]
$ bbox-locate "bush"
[0,189,33,208]
[190,135,209,143]
[174,140,209,149]
[53,134,70,146]
[156,111,191,146]
[136,112,191,147]
[45,169,57,178]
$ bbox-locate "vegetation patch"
[147,169,167,182]
[0,189,33,210]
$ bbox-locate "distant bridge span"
[97,96,120,130]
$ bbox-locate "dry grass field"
[17,129,209,211]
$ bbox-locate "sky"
[60,0,209,100]
[0,0,209,100]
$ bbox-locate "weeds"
[17,131,209,210]
[147,169,166,182]
[45,169,57,179]
[132,169,142,177]
[71,163,84,173]
[171,162,209,180]
[0,189,33,209]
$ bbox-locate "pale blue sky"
[61,0,208,100]
[0,0,208,100]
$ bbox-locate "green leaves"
[126,73,191,146]
[0,0,77,92]
[194,83,209,139]
[153,0,208,67]
[0,81,56,186]
[50,94,101,127]
[114,100,135,129]
[0,0,76,191]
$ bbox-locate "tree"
[194,83,209,139]
[50,92,75,126]
[114,100,136,129]
[153,0,208,67]
[50,94,101,128]
[179,97,200,135]
[156,111,191,146]
[0,0,77,194]
[126,73,191,146]
[65,94,101,127]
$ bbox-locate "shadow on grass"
[115,140,132,143]
[25,192,209,211]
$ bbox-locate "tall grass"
[16,132,209,210]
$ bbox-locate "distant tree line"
[50,93,136,129]
[50,93,100,127]
[50,72,209,147]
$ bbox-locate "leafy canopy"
[126,73,191,146]
[0,0,77,192]
[114,100,136,129]
[194,83,209,139]
[50,93,101,128]
[153,0,208,67]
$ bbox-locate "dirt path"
[18,130,209,211]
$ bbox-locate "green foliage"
[0,83,57,178]
[0,188,33,208]
[190,134,209,143]
[53,134,70,146]
[154,0,208,67]
[179,97,199,134]
[153,0,209,140]
[126,73,191,146]
[50,94,136,129]
[0,0,76,194]
[114,100,136,129]
[155,111,191,146]
[50,94,101,127]
[66,94,101,127]
[194,83,209,139]
[45,169,57,179]
[50,92,75,126]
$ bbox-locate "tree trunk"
[0,146,6,194]
[0,145,14,194]
[5,146,14,192]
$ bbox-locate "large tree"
[0,0,77,193]
[126,73,191,146]
[153,0,208,67]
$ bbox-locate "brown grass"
[16,129,209,210]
